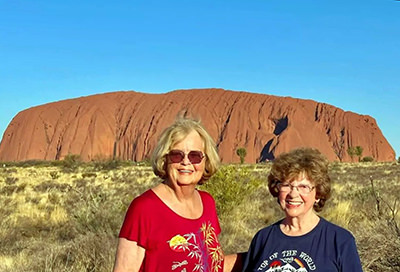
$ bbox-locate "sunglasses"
[167,150,205,164]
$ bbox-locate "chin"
[177,177,200,186]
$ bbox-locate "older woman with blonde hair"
[113,117,239,272]
[242,147,363,272]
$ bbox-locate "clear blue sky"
[1,0,399,158]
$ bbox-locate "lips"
[286,200,303,207]
[178,169,193,174]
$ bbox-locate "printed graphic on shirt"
[200,222,223,272]
[169,235,190,252]
[256,250,316,271]
[168,222,223,272]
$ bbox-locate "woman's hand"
[113,238,145,272]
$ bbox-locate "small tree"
[236,147,247,164]
[355,146,363,162]
[347,147,356,162]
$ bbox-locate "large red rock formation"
[0,89,395,162]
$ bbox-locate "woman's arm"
[113,238,145,272]
[224,252,247,272]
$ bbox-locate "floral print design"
[168,222,223,272]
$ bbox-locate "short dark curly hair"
[268,147,331,212]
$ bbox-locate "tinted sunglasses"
[167,150,205,164]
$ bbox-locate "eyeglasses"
[277,183,315,194]
[167,150,205,164]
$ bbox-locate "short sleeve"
[339,235,363,272]
[118,191,153,249]
[242,229,264,271]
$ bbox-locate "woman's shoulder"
[248,220,282,247]
[197,189,215,202]
[129,189,158,208]
[198,189,212,197]
[254,220,282,237]
[120,190,160,229]
[319,217,356,239]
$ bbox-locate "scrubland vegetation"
[0,158,399,271]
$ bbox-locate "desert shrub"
[91,157,123,171]
[0,167,17,174]
[0,184,26,195]
[5,177,18,185]
[136,157,152,166]
[329,161,343,172]
[49,171,60,179]
[343,174,400,271]
[62,181,125,235]
[12,159,51,167]
[3,233,116,272]
[48,192,61,205]
[361,156,374,162]
[62,154,82,172]
[49,159,64,167]
[202,165,278,253]
[355,211,400,271]
[33,180,71,193]
[81,172,97,179]
[203,165,262,217]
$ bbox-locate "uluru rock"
[0,89,395,162]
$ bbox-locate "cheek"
[307,190,318,202]
[278,190,287,198]
[194,161,206,172]
[278,192,287,205]
[166,163,179,176]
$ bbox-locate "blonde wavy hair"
[151,118,220,184]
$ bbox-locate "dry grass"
[0,161,399,271]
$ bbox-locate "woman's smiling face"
[166,130,206,187]
[278,174,318,220]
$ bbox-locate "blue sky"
[1,0,399,158]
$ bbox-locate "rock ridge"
[0,89,395,162]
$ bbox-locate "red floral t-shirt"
[119,189,224,272]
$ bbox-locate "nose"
[181,154,191,165]
[288,185,300,195]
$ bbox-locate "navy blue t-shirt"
[243,217,363,272]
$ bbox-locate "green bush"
[203,165,262,218]
[49,171,60,179]
[361,156,374,162]
[62,154,82,172]
[91,158,122,171]
[0,160,51,167]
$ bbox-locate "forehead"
[171,130,205,150]
[288,172,312,184]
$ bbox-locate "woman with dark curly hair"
[242,147,363,272]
